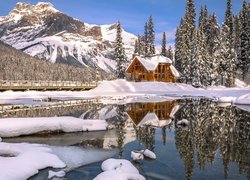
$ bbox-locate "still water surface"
[2,99,249,180]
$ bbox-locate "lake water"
[2,98,249,180]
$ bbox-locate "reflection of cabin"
[127,100,178,127]
[126,55,179,82]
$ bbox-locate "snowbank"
[94,158,145,180]
[234,93,250,105]
[0,142,65,180]
[0,142,117,180]
[0,117,108,137]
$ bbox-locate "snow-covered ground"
[0,79,249,106]
[0,142,116,180]
[0,117,108,137]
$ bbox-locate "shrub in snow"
[94,158,145,180]
[48,170,66,179]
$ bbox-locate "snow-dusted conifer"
[167,46,174,60]
[133,39,139,58]
[144,22,149,56]
[115,21,127,79]
[207,13,221,85]
[148,15,155,56]
[161,32,167,57]
[238,0,250,80]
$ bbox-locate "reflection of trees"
[135,126,155,151]
[175,99,250,179]
[115,105,127,157]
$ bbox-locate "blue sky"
[0,0,246,44]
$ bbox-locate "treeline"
[175,0,250,87]
[0,41,107,82]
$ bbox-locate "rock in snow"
[0,116,108,137]
[94,158,145,180]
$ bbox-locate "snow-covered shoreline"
[0,80,249,105]
[0,117,108,138]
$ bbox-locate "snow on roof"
[136,112,172,127]
[127,55,173,72]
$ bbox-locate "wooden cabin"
[127,100,178,127]
[126,55,179,82]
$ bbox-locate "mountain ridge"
[0,2,137,73]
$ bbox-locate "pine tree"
[161,32,167,57]
[224,0,234,45]
[115,21,127,79]
[148,15,156,56]
[222,0,237,87]
[133,39,139,58]
[238,0,250,80]
[167,46,174,60]
[138,35,145,56]
[175,19,185,76]
[207,13,221,85]
[144,22,149,56]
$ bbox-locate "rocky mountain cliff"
[0,2,137,72]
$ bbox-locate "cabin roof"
[135,55,172,71]
[126,55,180,77]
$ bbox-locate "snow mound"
[91,79,197,94]
[94,158,145,180]
[142,149,156,159]
[0,117,108,137]
[0,142,66,180]
[234,93,250,105]
[48,170,65,179]
[217,96,236,103]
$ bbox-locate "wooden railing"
[0,80,99,91]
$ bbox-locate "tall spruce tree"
[222,0,237,87]
[238,0,250,80]
[175,19,184,76]
[207,13,221,85]
[167,46,174,60]
[115,21,127,79]
[144,22,149,56]
[133,39,139,58]
[148,15,156,56]
[161,32,167,56]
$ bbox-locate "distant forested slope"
[0,41,106,82]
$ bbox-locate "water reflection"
[1,99,249,179]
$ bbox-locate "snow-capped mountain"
[0,2,137,72]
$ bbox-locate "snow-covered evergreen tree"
[138,35,145,56]
[148,16,156,56]
[144,22,149,56]
[161,32,167,57]
[207,13,221,85]
[167,46,174,60]
[220,24,237,87]
[115,21,127,79]
[175,19,185,76]
[133,39,139,58]
[191,28,210,87]
[238,0,250,80]
[221,0,237,87]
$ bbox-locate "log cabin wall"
[126,58,176,82]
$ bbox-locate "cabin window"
[154,74,157,78]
